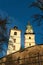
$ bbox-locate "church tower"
[7,26,21,55]
[24,22,35,48]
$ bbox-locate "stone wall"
[0,45,43,65]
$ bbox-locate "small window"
[14,32,17,35]
[29,43,31,46]
[13,46,15,50]
[29,37,31,39]
[14,39,16,43]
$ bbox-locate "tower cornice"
[24,33,35,34]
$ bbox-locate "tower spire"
[26,21,33,33]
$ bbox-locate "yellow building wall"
[24,34,35,48]
[7,29,21,55]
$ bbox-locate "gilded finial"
[26,21,33,33]
[26,21,32,30]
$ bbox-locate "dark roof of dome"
[14,26,18,29]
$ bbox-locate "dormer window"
[14,32,17,35]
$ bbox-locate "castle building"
[7,22,36,55]
[24,23,35,48]
[7,26,21,55]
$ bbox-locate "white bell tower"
[24,22,35,48]
[7,26,21,55]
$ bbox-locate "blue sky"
[0,0,43,58]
